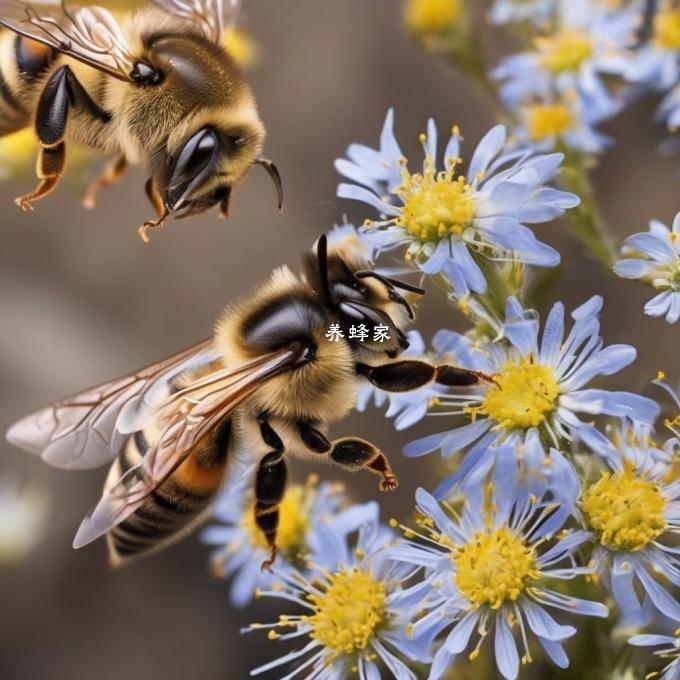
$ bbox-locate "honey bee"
[0,0,282,240]
[6,236,492,569]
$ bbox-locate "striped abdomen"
[0,32,56,136]
[107,420,232,565]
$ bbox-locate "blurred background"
[0,1,678,678]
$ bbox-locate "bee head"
[154,122,282,220]
[306,235,425,357]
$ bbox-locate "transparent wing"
[6,340,218,470]
[151,0,240,43]
[72,346,301,548]
[0,1,135,80]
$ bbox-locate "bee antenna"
[386,277,425,295]
[255,158,284,212]
[317,234,333,304]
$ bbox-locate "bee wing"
[72,346,301,548]
[151,0,240,43]
[0,0,135,80]
[6,340,218,470]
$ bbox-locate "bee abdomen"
[107,421,232,565]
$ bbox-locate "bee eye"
[170,128,219,181]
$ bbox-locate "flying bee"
[0,0,283,241]
[6,235,493,569]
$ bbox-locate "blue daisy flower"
[579,423,680,626]
[335,110,578,295]
[201,476,347,608]
[614,211,680,324]
[244,502,429,680]
[388,486,608,680]
[492,0,638,121]
[623,1,680,92]
[404,296,659,462]
[629,629,680,680]
[512,93,612,154]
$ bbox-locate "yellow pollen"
[526,103,574,141]
[473,359,560,430]
[454,527,539,609]
[537,30,593,73]
[404,0,463,35]
[244,485,309,557]
[654,6,680,50]
[582,466,667,551]
[305,569,386,659]
[396,157,475,242]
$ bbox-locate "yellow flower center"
[537,30,593,73]
[304,569,386,659]
[582,467,667,551]
[454,527,539,609]
[654,7,680,50]
[397,157,476,242]
[245,486,309,557]
[526,103,574,140]
[475,359,560,430]
[404,0,463,34]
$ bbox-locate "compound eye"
[174,128,219,178]
[332,280,367,302]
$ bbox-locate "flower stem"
[559,151,617,269]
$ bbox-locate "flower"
[629,629,680,680]
[245,502,427,679]
[492,0,637,121]
[404,0,465,37]
[404,296,659,462]
[614,212,680,324]
[336,110,578,295]
[202,476,346,607]
[623,1,680,91]
[579,423,680,625]
[326,221,378,262]
[388,486,608,680]
[512,93,612,154]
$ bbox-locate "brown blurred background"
[0,1,678,678]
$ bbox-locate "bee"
[6,235,492,569]
[0,0,283,240]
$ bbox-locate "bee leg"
[329,437,399,492]
[356,360,495,392]
[138,177,170,243]
[255,417,287,572]
[15,143,65,211]
[82,154,128,210]
[15,65,110,211]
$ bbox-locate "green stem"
[559,151,618,269]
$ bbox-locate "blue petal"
[469,125,507,180]
[523,601,576,641]
[539,302,565,366]
[537,637,570,669]
[495,614,520,680]
[634,563,680,620]
[626,233,676,261]
[614,258,658,280]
